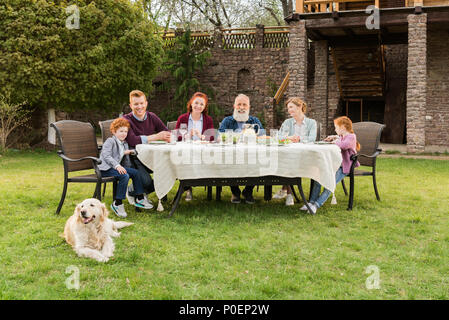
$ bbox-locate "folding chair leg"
[56,181,68,215]
[347,174,355,210]
[102,182,107,198]
[341,178,348,196]
[373,173,380,201]
[112,181,117,200]
[94,182,102,201]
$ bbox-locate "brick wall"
[148,26,290,130]
[426,26,449,147]
[197,46,289,124]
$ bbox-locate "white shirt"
[294,118,307,139]
[188,113,203,140]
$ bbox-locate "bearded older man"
[218,94,264,204]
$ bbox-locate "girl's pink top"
[334,133,360,174]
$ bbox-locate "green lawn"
[1,150,448,299]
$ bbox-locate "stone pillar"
[213,27,223,50]
[406,13,427,153]
[255,24,265,49]
[288,20,308,101]
[313,40,328,139]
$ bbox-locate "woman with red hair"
[175,92,215,142]
[175,92,215,200]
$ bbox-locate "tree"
[0,0,163,113]
[0,93,31,152]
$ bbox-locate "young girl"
[301,116,360,214]
[99,118,153,218]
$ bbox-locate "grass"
[1,150,449,299]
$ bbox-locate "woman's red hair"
[187,92,208,115]
[334,116,361,151]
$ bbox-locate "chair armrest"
[57,151,102,165]
[358,150,381,159]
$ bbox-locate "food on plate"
[278,138,292,145]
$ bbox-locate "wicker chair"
[99,119,114,145]
[344,121,386,210]
[99,119,115,197]
[316,121,321,141]
[51,120,117,214]
[167,121,177,131]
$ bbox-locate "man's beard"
[233,108,249,122]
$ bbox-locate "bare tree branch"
[259,1,282,25]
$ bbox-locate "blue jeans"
[132,158,155,195]
[101,167,144,200]
[309,167,346,208]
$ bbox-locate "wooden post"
[375,0,380,8]
[297,0,304,13]
[360,99,363,122]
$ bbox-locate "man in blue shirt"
[218,94,264,204]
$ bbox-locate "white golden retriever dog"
[64,198,133,262]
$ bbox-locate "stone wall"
[197,46,289,127]
[148,25,290,130]
[426,26,449,147]
[384,44,408,144]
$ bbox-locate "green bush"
[0,93,31,153]
[0,0,163,113]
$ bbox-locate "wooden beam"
[343,28,356,37]
[306,15,410,30]
[327,33,407,46]
[308,29,326,40]
[428,11,449,24]
[297,0,305,13]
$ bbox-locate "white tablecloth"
[137,142,342,199]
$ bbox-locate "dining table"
[136,141,342,216]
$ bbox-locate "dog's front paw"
[96,255,109,263]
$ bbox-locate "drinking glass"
[179,123,187,142]
[270,129,278,145]
[278,128,288,143]
[225,129,234,145]
[170,130,177,144]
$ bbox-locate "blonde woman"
[273,97,317,206]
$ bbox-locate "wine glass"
[179,123,187,142]
[270,129,278,145]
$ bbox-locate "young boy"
[99,118,153,217]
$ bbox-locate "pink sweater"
[335,133,360,174]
